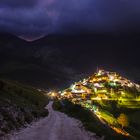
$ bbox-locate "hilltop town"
[54,69,140,137]
[60,69,140,104]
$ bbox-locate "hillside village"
[60,69,140,105]
[54,69,140,137]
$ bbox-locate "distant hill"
[0,79,48,136]
[0,32,140,89]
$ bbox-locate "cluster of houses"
[60,69,140,104]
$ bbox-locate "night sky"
[0,0,140,39]
[0,0,140,87]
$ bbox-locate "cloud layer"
[0,0,37,8]
[0,0,140,38]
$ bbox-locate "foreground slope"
[0,79,48,136]
[6,102,99,140]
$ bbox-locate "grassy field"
[0,79,49,136]
[92,99,140,139]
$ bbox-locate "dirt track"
[4,102,101,140]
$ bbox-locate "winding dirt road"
[4,102,101,140]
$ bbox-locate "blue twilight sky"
[0,0,140,38]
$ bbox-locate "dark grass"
[0,79,49,135]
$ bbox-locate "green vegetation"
[0,79,49,136]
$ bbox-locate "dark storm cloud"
[0,0,37,8]
[0,0,140,38]
[0,6,54,37]
[55,0,140,32]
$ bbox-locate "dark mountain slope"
[0,32,140,89]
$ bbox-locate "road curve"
[4,102,101,140]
